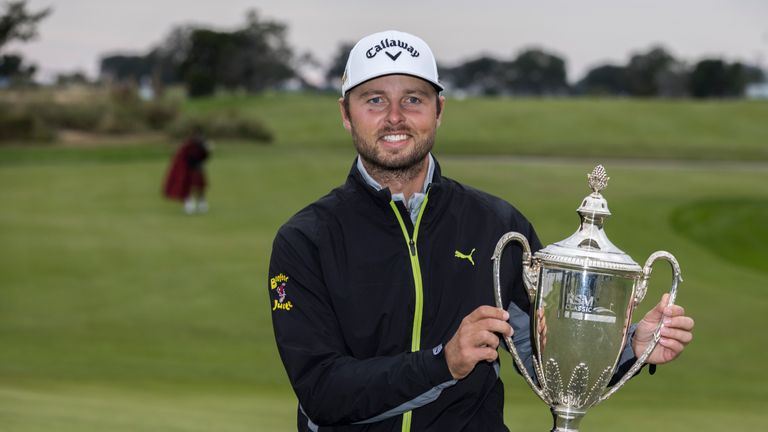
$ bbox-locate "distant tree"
[56,70,89,86]
[325,42,354,89]
[725,62,765,96]
[293,51,321,90]
[100,54,154,82]
[505,48,568,95]
[98,10,295,97]
[441,56,506,95]
[227,10,294,91]
[625,46,680,97]
[655,61,689,98]
[0,0,50,48]
[0,53,32,79]
[690,59,766,98]
[577,64,628,95]
[177,29,231,97]
[176,10,294,97]
[689,59,728,98]
[146,25,195,85]
[98,25,192,95]
[738,63,765,84]
[0,0,51,84]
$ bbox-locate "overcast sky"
[8,0,768,83]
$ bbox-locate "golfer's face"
[341,75,444,171]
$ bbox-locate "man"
[268,30,694,431]
[163,128,210,214]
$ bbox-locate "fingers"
[660,325,694,345]
[658,321,693,356]
[660,311,695,350]
[476,318,514,338]
[657,335,686,355]
[456,319,511,348]
[644,293,669,322]
[643,294,688,326]
[478,346,500,363]
[462,306,512,337]
[644,297,694,364]
[445,306,512,379]
[663,303,686,319]
[465,305,510,323]
[661,303,694,336]
[663,313,694,331]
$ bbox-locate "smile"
[382,134,408,142]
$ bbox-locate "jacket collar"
[356,154,436,197]
[347,156,444,200]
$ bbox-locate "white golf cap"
[341,30,444,96]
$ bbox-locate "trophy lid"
[535,165,642,274]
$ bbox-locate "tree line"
[0,0,49,85]
[100,10,296,97]
[2,2,765,99]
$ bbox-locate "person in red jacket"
[163,128,211,214]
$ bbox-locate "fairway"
[183,93,768,161]
[1,96,768,431]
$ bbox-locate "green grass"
[1,94,768,430]
[670,198,768,274]
[182,93,768,160]
[0,139,171,166]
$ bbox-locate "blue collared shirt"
[356,154,435,224]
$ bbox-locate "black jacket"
[268,157,542,431]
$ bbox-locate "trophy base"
[550,406,586,432]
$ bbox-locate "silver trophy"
[492,165,682,432]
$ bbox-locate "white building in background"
[138,76,155,100]
[746,82,768,99]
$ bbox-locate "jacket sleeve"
[268,225,455,427]
[608,325,653,386]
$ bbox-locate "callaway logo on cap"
[341,30,444,96]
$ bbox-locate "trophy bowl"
[492,165,682,432]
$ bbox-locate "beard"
[351,125,435,184]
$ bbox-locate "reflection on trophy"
[492,165,682,432]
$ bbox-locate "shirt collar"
[356,153,435,197]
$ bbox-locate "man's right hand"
[444,306,512,380]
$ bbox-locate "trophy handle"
[491,232,548,403]
[597,251,682,404]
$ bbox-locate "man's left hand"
[632,293,695,364]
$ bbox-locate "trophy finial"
[587,165,609,194]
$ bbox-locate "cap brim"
[343,72,444,96]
